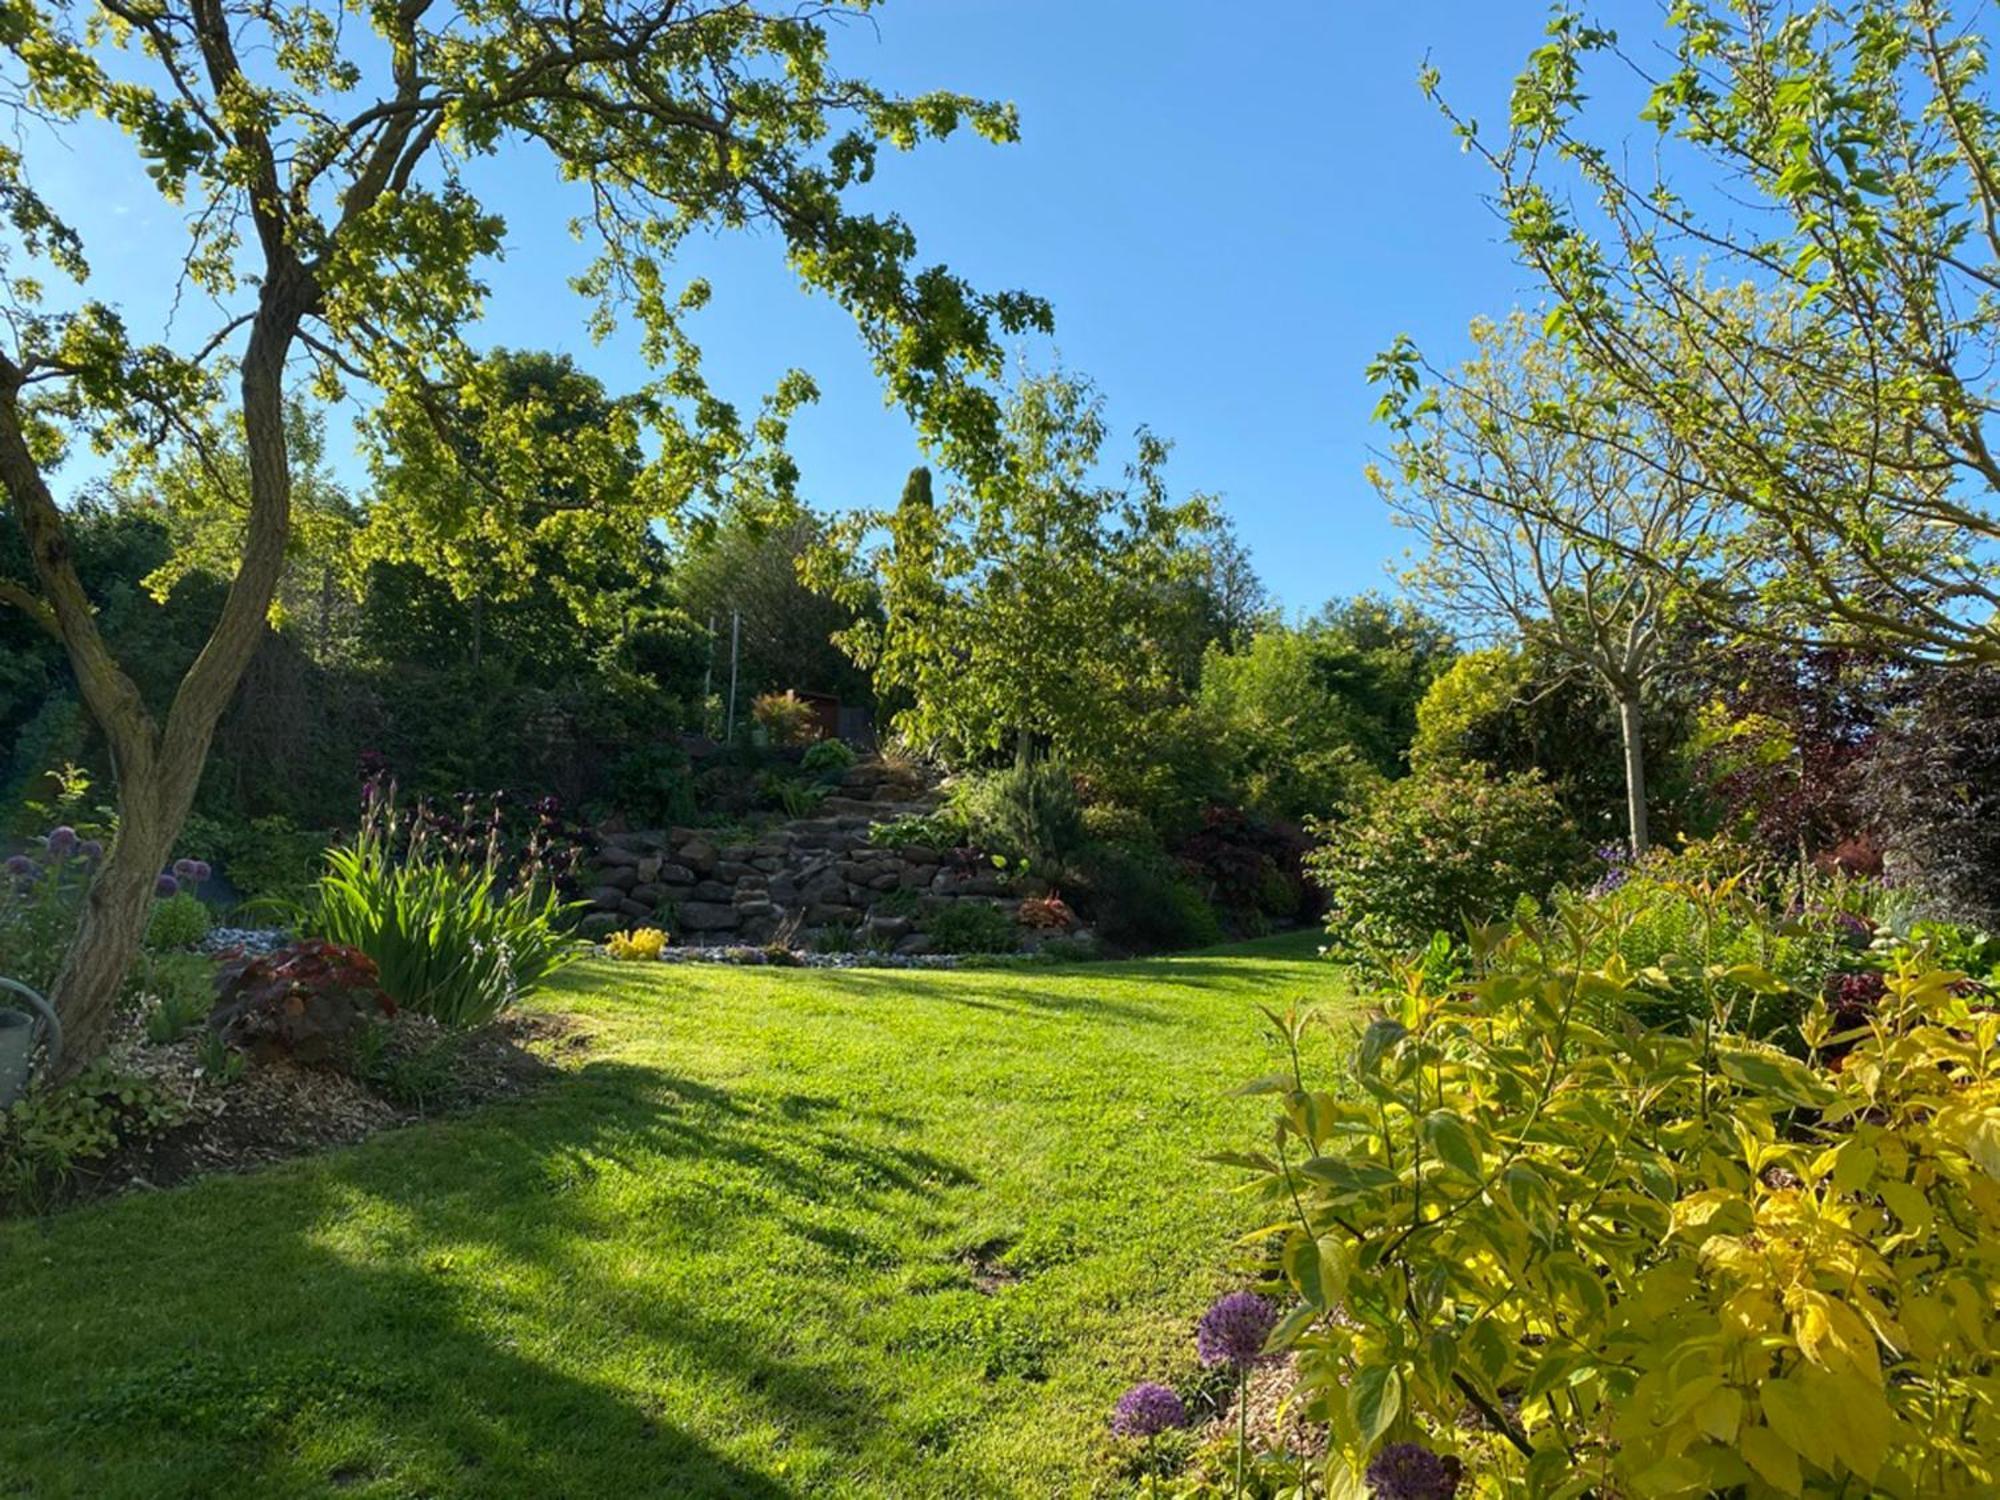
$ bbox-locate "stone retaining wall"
[578,761,1059,955]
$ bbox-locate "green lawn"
[0,933,1348,1499]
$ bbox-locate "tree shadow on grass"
[13,1058,988,1499]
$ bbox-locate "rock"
[734,897,775,918]
[658,863,696,886]
[691,879,734,902]
[577,912,622,938]
[678,838,718,874]
[894,933,935,956]
[596,865,638,892]
[618,898,653,920]
[588,886,628,911]
[631,883,668,906]
[715,860,758,882]
[807,902,860,926]
[596,846,640,868]
[866,870,901,891]
[635,855,662,884]
[799,872,846,905]
[863,915,913,941]
[751,856,785,873]
[677,901,740,931]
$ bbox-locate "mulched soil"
[25,1010,587,1215]
[1203,1353,1328,1460]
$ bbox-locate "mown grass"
[0,932,1351,1499]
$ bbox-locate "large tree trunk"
[1616,692,1650,857]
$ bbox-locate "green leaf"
[1348,1363,1402,1445]
[1741,1424,1804,1496]
[1715,1047,1833,1108]
[1421,1110,1483,1179]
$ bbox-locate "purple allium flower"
[1589,842,1631,895]
[80,839,104,862]
[1833,911,1873,947]
[1196,1291,1279,1369]
[189,860,212,884]
[1111,1382,1189,1439]
[47,825,78,856]
[1365,1443,1464,1500]
[173,857,198,882]
[5,853,35,878]
[154,873,179,898]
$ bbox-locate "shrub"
[606,927,667,961]
[1173,804,1316,927]
[1016,894,1075,931]
[751,689,819,748]
[1233,906,2000,1498]
[925,901,1019,955]
[1079,803,1161,854]
[144,891,211,951]
[209,939,395,1065]
[801,738,857,777]
[951,761,1084,869]
[607,743,696,828]
[1306,764,1581,964]
[1554,846,1860,1040]
[307,782,581,1028]
[1074,843,1221,953]
[213,814,328,909]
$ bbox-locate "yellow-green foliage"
[1409,646,1530,769]
[1234,905,2000,1498]
[606,927,667,962]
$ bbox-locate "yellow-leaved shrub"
[1232,902,2000,1498]
[606,927,667,961]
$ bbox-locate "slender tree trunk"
[43,765,201,1067]
[1616,691,1650,856]
[0,266,310,1074]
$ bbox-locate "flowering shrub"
[1229,900,2000,1497]
[607,927,667,961]
[751,689,819,748]
[208,939,394,1065]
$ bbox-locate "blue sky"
[34,2,1647,614]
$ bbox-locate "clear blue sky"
[35,2,1637,614]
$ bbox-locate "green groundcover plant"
[1226,901,2000,1498]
